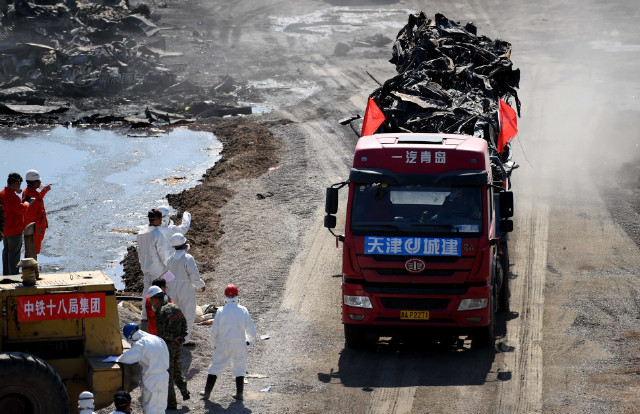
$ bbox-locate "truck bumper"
[342,282,491,330]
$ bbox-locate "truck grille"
[373,268,455,276]
[380,297,449,310]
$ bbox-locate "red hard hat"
[224,284,239,297]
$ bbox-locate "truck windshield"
[350,184,483,234]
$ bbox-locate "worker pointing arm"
[157,206,191,238]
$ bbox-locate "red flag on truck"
[361,97,386,137]
[497,98,518,153]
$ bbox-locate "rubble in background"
[370,12,521,151]
[0,0,254,126]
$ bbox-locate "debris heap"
[370,12,520,151]
[0,0,254,126]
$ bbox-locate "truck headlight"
[344,295,373,309]
[457,298,488,311]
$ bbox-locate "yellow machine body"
[0,271,139,413]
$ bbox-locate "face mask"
[131,330,143,341]
[152,305,158,312]
[162,216,170,226]
[186,244,191,251]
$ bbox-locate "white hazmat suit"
[166,248,205,343]
[117,330,169,414]
[136,225,171,318]
[158,209,191,239]
[207,297,256,377]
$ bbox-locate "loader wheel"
[0,352,69,414]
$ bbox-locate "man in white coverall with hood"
[201,284,256,401]
[137,209,171,319]
[166,233,206,346]
[116,319,169,414]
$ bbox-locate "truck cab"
[325,133,513,348]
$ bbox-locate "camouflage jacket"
[156,301,188,343]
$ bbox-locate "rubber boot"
[232,376,244,400]
[200,375,217,400]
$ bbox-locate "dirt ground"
[8,0,637,412]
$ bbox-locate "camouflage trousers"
[167,342,189,406]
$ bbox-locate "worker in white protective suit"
[166,233,206,346]
[137,209,171,319]
[117,321,169,414]
[201,284,256,401]
[157,206,191,240]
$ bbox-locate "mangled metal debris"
[0,0,257,127]
[369,12,521,152]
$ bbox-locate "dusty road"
[107,0,640,413]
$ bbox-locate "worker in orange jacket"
[1,173,29,275]
[22,170,51,256]
[145,278,173,335]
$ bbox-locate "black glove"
[246,341,250,346]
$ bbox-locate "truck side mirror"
[324,214,337,229]
[499,219,513,233]
[499,191,514,218]
[326,187,339,214]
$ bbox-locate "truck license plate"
[400,310,429,320]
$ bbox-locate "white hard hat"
[170,233,187,247]
[26,170,41,181]
[157,206,170,218]
[147,285,163,298]
[78,391,94,411]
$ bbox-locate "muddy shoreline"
[119,116,287,293]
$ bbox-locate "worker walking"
[22,169,51,257]
[137,209,171,320]
[144,278,172,335]
[0,173,29,275]
[201,284,256,401]
[166,233,205,346]
[116,321,169,414]
[150,288,190,409]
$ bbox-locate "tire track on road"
[496,199,548,413]
[366,358,416,414]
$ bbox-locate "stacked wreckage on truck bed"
[325,12,521,348]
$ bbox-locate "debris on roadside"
[256,192,273,200]
[351,33,393,48]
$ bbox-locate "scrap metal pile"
[0,0,253,125]
[370,12,521,152]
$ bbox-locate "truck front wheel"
[0,352,69,414]
[473,294,496,348]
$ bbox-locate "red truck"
[324,132,513,348]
